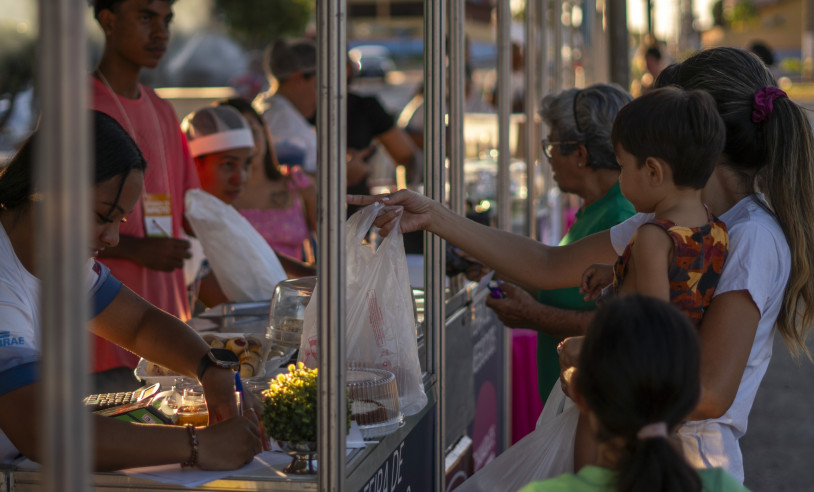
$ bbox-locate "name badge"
[143,193,173,237]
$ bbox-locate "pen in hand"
[234,371,244,417]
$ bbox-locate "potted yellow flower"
[261,362,351,474]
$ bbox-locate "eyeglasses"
[540,140,580,159]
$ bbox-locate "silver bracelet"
[182,424,199,467]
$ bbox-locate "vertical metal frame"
[524,0,539,240]
[423,1,446,490]
[495,0,513,452]
[448,0,466,301]
[448,1,465,219]
[554,0,564,91]
[38,1,92,490]
[316,1,347,490]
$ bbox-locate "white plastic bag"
[184,189,287,302]
[298,203,427,416]
[456,384,579,492]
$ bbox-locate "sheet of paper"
[123,423,367,488]
[122,455,278,488]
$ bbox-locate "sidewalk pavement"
[741,331,814,491]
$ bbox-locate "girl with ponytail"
[520,296,747,492]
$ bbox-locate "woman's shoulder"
[721,195,783,235]
[723,196,789,258]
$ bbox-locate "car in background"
[349,45,396,80]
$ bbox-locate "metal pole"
[449,0,465,219]
[496,0,513,454]
[38,1,91,490]
[554,0,564,91]
[316,1,347,490]
[449,0,466,296]
[424,0,446,490]
[607,0,630,88]
[524,0,539,240]
[496,0,511,233]
[538,0,548,100]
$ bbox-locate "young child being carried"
[580,86,729,326]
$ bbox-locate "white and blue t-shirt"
[0,222,122,462]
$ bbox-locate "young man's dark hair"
[89,0,174,19]
[611,86,726,189]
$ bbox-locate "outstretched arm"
[348,190,619,291]
[89,286,257,422]
[485,282,595,338]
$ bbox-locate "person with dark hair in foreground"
[519,296,747,492]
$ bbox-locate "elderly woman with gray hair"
[486,83,635,407]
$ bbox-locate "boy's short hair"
[265,38,317,82]
[611,86,725,189]
[90,0,174,19]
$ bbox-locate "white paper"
[123,423,367,488]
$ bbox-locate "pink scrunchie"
[637,422,668,440]
[752,87,788,123]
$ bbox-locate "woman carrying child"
[349,47,814,483]
[520,296,748,492]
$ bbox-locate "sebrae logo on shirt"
[0,331,25,347]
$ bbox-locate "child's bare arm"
[574,412,599,471]
[624,224,672,302]
[580,263,614,301]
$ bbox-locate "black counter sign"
[359,409,434,492]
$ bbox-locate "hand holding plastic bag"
[299,202,427,415]
[185,189,287,302]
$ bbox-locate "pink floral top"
[239,168,312,261]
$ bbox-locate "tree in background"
[214,0,314,50]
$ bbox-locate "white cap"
[181,106,254,158]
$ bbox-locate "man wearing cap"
[253,38,388,191]
[88,0,198,391]
[253,38,320,176]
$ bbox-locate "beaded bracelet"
[183,424,199,467]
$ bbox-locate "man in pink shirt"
[89,0,198,391]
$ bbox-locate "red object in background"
[511,329,544,444]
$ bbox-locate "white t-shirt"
[610,194,790,482]
[0,222,122,463]
[254,92,317,174]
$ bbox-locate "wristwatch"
[196,348,240,381]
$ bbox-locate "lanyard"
[94,69,172,196]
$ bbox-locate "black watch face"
[210,348,240,365]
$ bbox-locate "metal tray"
[196,301,271,319]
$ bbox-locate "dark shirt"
[345,92,395,212]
